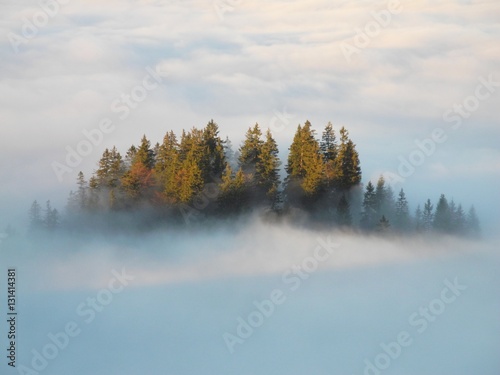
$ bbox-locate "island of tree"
[28,120,480,237]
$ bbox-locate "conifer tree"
[285,121,324,205]
[433,194,451,232]
[201,120,226,183]
[360,181,377,229]
[29,200,43,232]
[376,215,390,233]
[415,204,423,232]
[155,131,180,203]
[422,199,434,232]
[333,127,361,191]
[336,194,352,227]
[395,188,410,231]
[134,135,155,170]
[239,124,264,177]
[466,205,480,238]
[44,200,59,231]
[255,129,281,206]
[217,166,247,214]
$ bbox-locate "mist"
[1,216,499,375]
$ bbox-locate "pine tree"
[44,200,59,231]
[155,131,180,203]
[395,188,410,231]
[336,194,352,227]
[223,136,238,170]
[76,171,87,210]
[451,203,466,234]
[320,122,337,163]
[285,121,324,205]
[29,200,43,232]
[360,181,377,229]
[466,205,480,238]
[255,129,281,207]
[201,120,226,183]
[239,124,264,177]
[134,135,155,170]
[415,205,423,232]
[422,199,434,232]
[376,215,390,233]
[433,194,451,232]
[333,127,361,191]
[217,166,247,214]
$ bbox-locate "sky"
[0,0,499,231]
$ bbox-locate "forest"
[28,120,480,236]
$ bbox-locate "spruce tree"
[433,194,451,232]
[422,199,434,232]
[336,194,352,227]
[466,205,480,238]
[255,129,281,207]
[395,188,410,231]
[29,200,43,232]
[333,127,361,191]
[360,181,377,229]
[238,124,264,177]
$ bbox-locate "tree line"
[28,120,480,236]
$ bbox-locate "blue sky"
[0,0,499,231]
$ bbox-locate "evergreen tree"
[255,129,281,207]
[285,121,324,205]
[415,205,423,232]
[433,194,451,232]
[451,203,466,234]
[360,181,377,229]
[395,188,410,231]
[333,127,361,191]
[29,200,43,232]
[154,131,180,203]
[320,122,337,163]
[376,215,390,233]
[466,205,480,238]
[134,135,155,170]
[238,124,264,177]
[422,199,434,232]
[201,120,226,183]
[76,171,87,210]
[336,194,352,227]
[44,200,59,231]
[217,166,247,214]
[223,136,238,170]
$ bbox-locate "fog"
[1,217,499,375]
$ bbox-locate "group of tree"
[28,200,59,232]
[28,119,480,237]
[360,176,480,237]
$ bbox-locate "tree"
[422,199,434,232]
[255,129,281,207]
[433,194,451,232]
[239,124,264,177]
[466,205,480,238]
[285,121,324,205]
[376,215,390,233]
[336,194,352,227]
[76,171,87,210]
[29,200,43,232]
[333,127,361,191]
[320,122,337,163]
[395,188,410,231]
[451,202,466,234]
[134,135,155,170]
[121,162,155,204]
[415,205,423,232]
[155,131,180,203]
[201,120,226,183]
[360,181,377,230]
[44,200,59,231]
[223,136,238,170]
[217,166,247,214]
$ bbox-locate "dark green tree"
[433,194,451,232]
[336,194,352,227]
[394,188,410,231]
[360,181,377,230]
